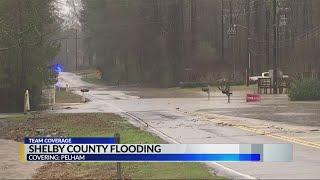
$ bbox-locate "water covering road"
[55,72,320,179]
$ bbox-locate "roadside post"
[115,131,122,180]
[24,89,30,113]
[53,85,56,105]
[48,93,51,105]
[80,88,89,103]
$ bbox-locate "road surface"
[0,139,42,179]
[56,72,320,179]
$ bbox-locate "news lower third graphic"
[21,137,293,162]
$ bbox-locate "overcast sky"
[55,0,82,28]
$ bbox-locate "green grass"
[12,113,222,179]
[81,73,106,85]
[0,113,31,121]
[166,87,196,93]
[49,113,163,144]
[127,162,217,179]
[289,78,320,101]
[73,69,96,76]
[75,69,106,85]
[230,84,258,91]
[171,84,257,93]
[55,90,82,103]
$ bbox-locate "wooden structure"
[278,78,290,94]
[258,78,272,94]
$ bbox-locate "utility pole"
[221,0,224,61]
[65,39,68,71]
[75,29,78,71]
[191,0,196,58]
[277,12,281,69]
[229,0,235,79]
[266,8,270,68]
[273,0,278,94]
[229,0,233,31]
[246,0,250,86]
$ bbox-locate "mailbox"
[201,87,210,100]
[202,87,209,92]
[81,88,89,93]
[80,88,89,103]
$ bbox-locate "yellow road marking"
[236,125,320,149]
[192,112,320,150]
[20,143,25,162]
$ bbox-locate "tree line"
[0,0,60,112]
[80,0,320,87]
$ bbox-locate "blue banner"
[26,154,260,162]
[24,137,116,144]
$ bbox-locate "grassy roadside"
[74,69,106,85]
[55,90,83,103]
[38,89,82,110]
[173,84,258,93]
[0,113,222,179]
[78,69,256,98]
[81,72,106,86]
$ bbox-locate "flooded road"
[198,100,320,127]
[54,72,320,179]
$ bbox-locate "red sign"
[246,93,261,102]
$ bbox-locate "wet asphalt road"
[56,72,320,179]
[198,101,320,127]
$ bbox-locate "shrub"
[288,78,320,101]
[179,82,209,88]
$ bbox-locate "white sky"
[55,0,82,28]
